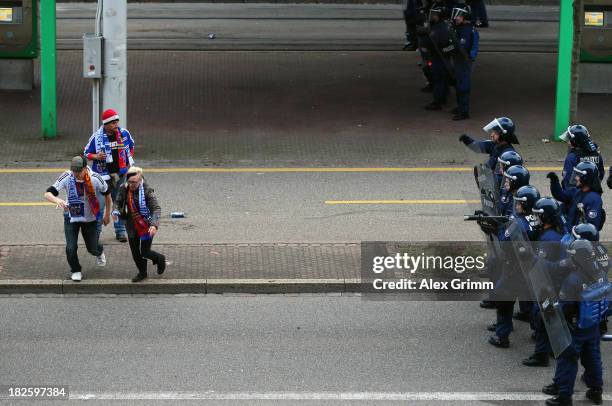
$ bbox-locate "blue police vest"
[578,280,612,329]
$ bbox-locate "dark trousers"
[64,216,103,273]
[496,300,514,338]
[128,235,163,275]
[469,0,489,25]
[431,58,450,104]
[533,306,552,355]
[554,326,602,397]
[453,60,472,113]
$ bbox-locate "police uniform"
[451,20,479,119]
[551,186,604,231]
[548,266,608,404]
[562,148,605,191]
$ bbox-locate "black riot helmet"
[451,4,471,21]
[560,125,597,153]
[496,150,523,173]
[567,239,595,268]
[429,3,444,22]
[572,223,600,242]
[503,165,529,192]
[514,185,540,214]
[532,197,562,226]
[573,161,601,191]
[483,117,519,145]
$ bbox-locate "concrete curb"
[0,278,359,294]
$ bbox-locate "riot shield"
[506,219,572,358]
[475,163,500,217]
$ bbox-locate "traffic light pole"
[554,0,574,141]
[40,0,57,139]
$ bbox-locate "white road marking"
[68,391,601,401]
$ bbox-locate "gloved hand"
[558,258,570,269]
[546,172,559,183]
[459,134,471,145]
[607,175,612,190]
[517,246,532,261]
[477,219,497,235]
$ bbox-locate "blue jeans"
[64,216,103,273]
[97,175,126,237]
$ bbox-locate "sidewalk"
[0,243,362,293]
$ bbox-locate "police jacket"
[562,148,605,190]
[559,264,608,329]
[461,136,515,172]
[452,22,479,62]
[551,183,604,231]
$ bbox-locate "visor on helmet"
[483,118,507,134]
[451,6,469,20]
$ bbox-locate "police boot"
[402,33,417,51]
[585,389,603,405]
[542,383,559,396]
[522,353,549,367]
[480,299,496,309]
[487,322,497,332]
[545,395,572,406]
[488,335,509,348]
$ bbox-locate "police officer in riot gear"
[542,239,608,406]
[548,161,605,231]
[423,5,455,110]
[559,125,605,191]
[459,117,519,176]
[450,4,479,121]
[521,197,565,367]
[488,175,535,348]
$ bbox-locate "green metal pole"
[554,0,574,140]
[40,0,57,139]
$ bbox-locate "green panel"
[40,0,56,138]
[554,0,574,141]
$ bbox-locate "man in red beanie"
[84,109,135,242]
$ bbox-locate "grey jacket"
[113,181,161,231]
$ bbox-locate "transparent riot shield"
[506,219,572,358]
[475,163,500,217]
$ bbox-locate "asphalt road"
[54,3,559,51]
[2,295,610,405]
[1,167,610,245]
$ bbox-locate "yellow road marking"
[0,202,55,206]
[0,167,563,174]
[325,199,481,205]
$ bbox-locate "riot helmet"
[573,161,601,191]
[451,4,471,21]
[502,165,529,192]
[514,185,540,214]
[566,239,595,268]
[483,117,518,144]
[572,223,600,242]
[496,150,523,174]
[560,125,597,154]
[532,197,562,226]
[429,4,444,22]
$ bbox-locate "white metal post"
[101,0,127,127]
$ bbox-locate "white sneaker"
[96,252,107,267]
[71,272,82,282]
